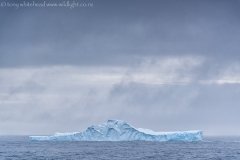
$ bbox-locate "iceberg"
[29,119,203,141]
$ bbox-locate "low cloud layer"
[1,56,240,135]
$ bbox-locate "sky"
[0,0,240,136]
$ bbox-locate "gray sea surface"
[0,136,240,159]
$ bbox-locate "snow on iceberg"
[29,119,203,141]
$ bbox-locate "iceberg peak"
[29,119,203,141]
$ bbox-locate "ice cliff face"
[29,119,203,141]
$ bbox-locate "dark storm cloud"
[0,0,240,67]
[1,0,240,136]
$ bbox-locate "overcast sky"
[0,0,240,136]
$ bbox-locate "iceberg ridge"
[29,119,203,141]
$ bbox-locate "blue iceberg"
[29,119,203,141]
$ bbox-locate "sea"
[0,136,240,159]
